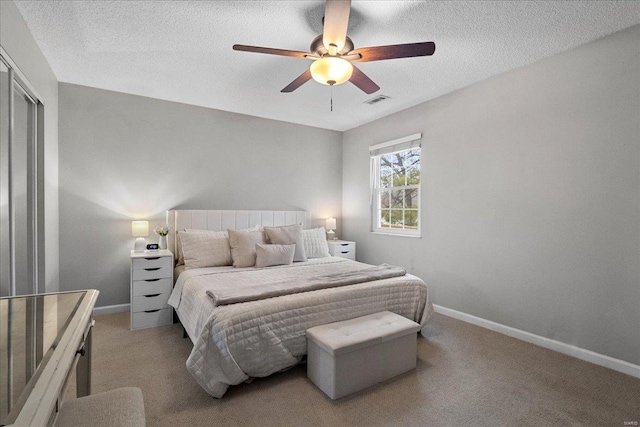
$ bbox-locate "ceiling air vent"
[364,95,390,105]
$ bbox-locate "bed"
[166,210,433,398]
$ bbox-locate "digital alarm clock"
[146,243,159,251]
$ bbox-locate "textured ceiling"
[14,1,640,131]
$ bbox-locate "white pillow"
[302,227,330,258]
[263,224,307,262]
[185,228,225,234]
[180,232,232,269]
[255,243,295,268]
[185,224,260,236]
[176,225,260,265]
[228,229,266,268]
[176,230,227,266]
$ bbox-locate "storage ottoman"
[306,311,421,399]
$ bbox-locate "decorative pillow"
[185,228,224,234]
[302,227,330,258]
[176,226,259,265]
[180,232,231,269]
[263,224,307,262]
[185,225,260,236]
[255,243,295,268]
[228,229,266,268]
[176,230,227,266]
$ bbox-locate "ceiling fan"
[233,0,436,95]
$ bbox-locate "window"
[370,134,421,237]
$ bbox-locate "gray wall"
[342,25,640,365]
[58,83,343,307]
[1,0,59,293]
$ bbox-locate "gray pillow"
[228,229,266,268]
[263,224,307,262]
[255,243,295,268]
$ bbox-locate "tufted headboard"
[166,209,309,257]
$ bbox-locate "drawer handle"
[144,257,161,260]
[144,309,160,313]
[145,278,160,282]
[143,294,161,298]
[341,251,349,254]
[144,267,161,271]
[340,243,349,246]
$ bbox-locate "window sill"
[370,231,422,238]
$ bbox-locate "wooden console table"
[0,290,99,426]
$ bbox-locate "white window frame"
[370,133,422,237]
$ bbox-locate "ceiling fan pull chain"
[331,85,333,112]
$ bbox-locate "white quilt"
[168,257,432,398]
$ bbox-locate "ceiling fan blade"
[233,44,310,59]
[349,65,380,94]
[351,42,436,62]
[322,0,351,52]
[281,69,313,93]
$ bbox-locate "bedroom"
[0,0,638,425]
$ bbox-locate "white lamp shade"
[326,218,337,231]
[310,57,353,86]
[131,221,149,237]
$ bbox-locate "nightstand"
[327,240,356,260]
[130,249,174,330]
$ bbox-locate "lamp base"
[327,230,337,240]
[133,237,147,252]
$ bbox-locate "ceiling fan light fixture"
[310,57,353,86]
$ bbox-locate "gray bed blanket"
[168,257,432,398]
[207,263,407,305]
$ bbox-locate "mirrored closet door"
[0,53,42,297]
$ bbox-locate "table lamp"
[132,220,149,252]
[326,218,337,240]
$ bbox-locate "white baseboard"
[93,303,130,315]
[432,304,640,379]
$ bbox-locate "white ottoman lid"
[306,311,420,356]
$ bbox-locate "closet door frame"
[1,47,45,297]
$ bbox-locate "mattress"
[168,257,432,397]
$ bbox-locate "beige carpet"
[69,312,639,426]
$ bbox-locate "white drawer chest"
[327,240,356,261]
[130,250,174,330]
